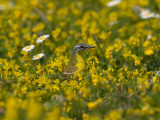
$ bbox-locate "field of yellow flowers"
[1,0,160,120]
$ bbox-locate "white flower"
[140,10,157,19]
[32,53,45,60]
[133,6,159,19]
[155,14,160,18]
[0,4,6,11]
[36,34,49,43]
[147,35,152,40]
[22,45,35,52]
[0,1,14,11]
[107,0,121,7]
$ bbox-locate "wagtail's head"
[72,43,96,55]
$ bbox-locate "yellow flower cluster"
[0,0,160,119]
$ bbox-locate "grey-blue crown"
[72,43,96,55]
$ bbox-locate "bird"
[62,43,96,80]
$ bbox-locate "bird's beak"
[89,46,96,48]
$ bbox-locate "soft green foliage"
[0,0,160,120]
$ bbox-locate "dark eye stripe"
[80,46,87,48]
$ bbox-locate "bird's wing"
[63,55,77,75]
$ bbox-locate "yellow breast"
[74,53,85,77]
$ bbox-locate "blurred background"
[0,0,160,120]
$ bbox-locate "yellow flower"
[9,32,15,38]
[135,59,140,66]
[105,110,122,120]
[82,113,89,120]
[0,101,5,107]
[153,76,158,83]
[152,36,157,41]
[105,51,113,59]
[4,98,20,120]
[52,28,61,41]
[87,37,96,46]
[144,49,153,56]
[30,0,39,6]
[153,84,160,92]
[128,88,134,95]
[89,21,100,34]
[14,10,22,18]
[52,85,60,92]
[99,31,108,40]
[27,101,42,120]
[129,36,139,47]
[32,22,45,32]
[88,114,101,120]
[65,89,77,101]
[143,40,151,48]
[108,12,118,24]
[88,101,98,110]
[88,99,102,110]
[141,105,154,115]
[46,106,61,120]
[137,77,150,89]
[21,87,27,94]
[79,87,91,98]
